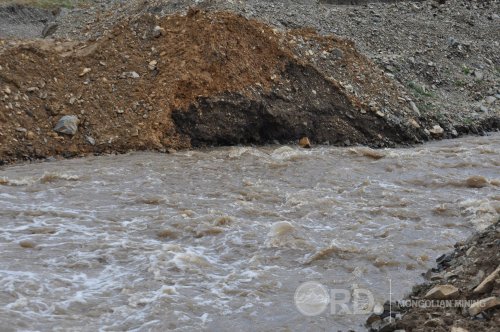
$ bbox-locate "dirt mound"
[0,9,425,164]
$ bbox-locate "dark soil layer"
[173,62,419,147]
[367,220,500,332]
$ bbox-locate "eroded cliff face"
[172,62,423,148]
[0,9,434,164]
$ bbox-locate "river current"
[0,134,499,331]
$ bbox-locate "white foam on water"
[0,134,499,330]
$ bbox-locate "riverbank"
[367,220,500,331]
[1,0,499,165]
[0,1,499,330]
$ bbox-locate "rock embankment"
[367,220,500,332]
[0,9,429,164]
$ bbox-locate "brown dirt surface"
[0,9,427,164]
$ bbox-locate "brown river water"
[0,134,499,331]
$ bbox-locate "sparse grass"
[454,79,466,87]
[417,102,435,113]
[0,0,87,9]
[462,116,475,126]
[462,64,472,75]
[408,81,435,97]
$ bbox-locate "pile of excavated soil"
[0,9,427,164]
[367,220,500,332]
[50,0,499,136]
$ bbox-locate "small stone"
[120,71,140,79]
[148,60,158,71]
[466,246,475,256]
[27,87,38,93]
[153,25,165,38]
[376,110,385,117]
[366,313,381,326]
[424,284,459,300]
[15,127,27,133]
[79,67,91,77]
[468,296,500,316]
[473,266,500,294]
[4,86,11,94]
[468,270,485,291]
[26,131,35,140]
[428,125,444,136]
[116,109,124,114]
[484,96,496,104]
[451,328,468,332]
[447,37,459,47]
[479,105,488,112]
[85,136,95,146]
[409,101,420,116]
[54,115,79,135]
[444,271,459,280]
[299,137,311,148]
[474,70,484,81]
[424,318,444,327]
[409,118,420,128]
[331,48,344,59]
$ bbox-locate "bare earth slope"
[1,9,429,163]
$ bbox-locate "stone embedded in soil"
[424,284,459,300]
[152,25,165,38]
[473,265,500,294]
[428,125,444,136]
[85,136,95,146]
[298,137,311,148]
[468,296,500,316]
[409,101,420,116]
[148,60,158,71]
[120,71,140,79]
[451,328,469,332]
[79,67,91,77]
[54,115,79,135]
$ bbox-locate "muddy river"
[0,134,499,331]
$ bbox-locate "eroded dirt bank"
[1,6,497,164]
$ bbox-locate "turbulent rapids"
[0,134,498,331]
